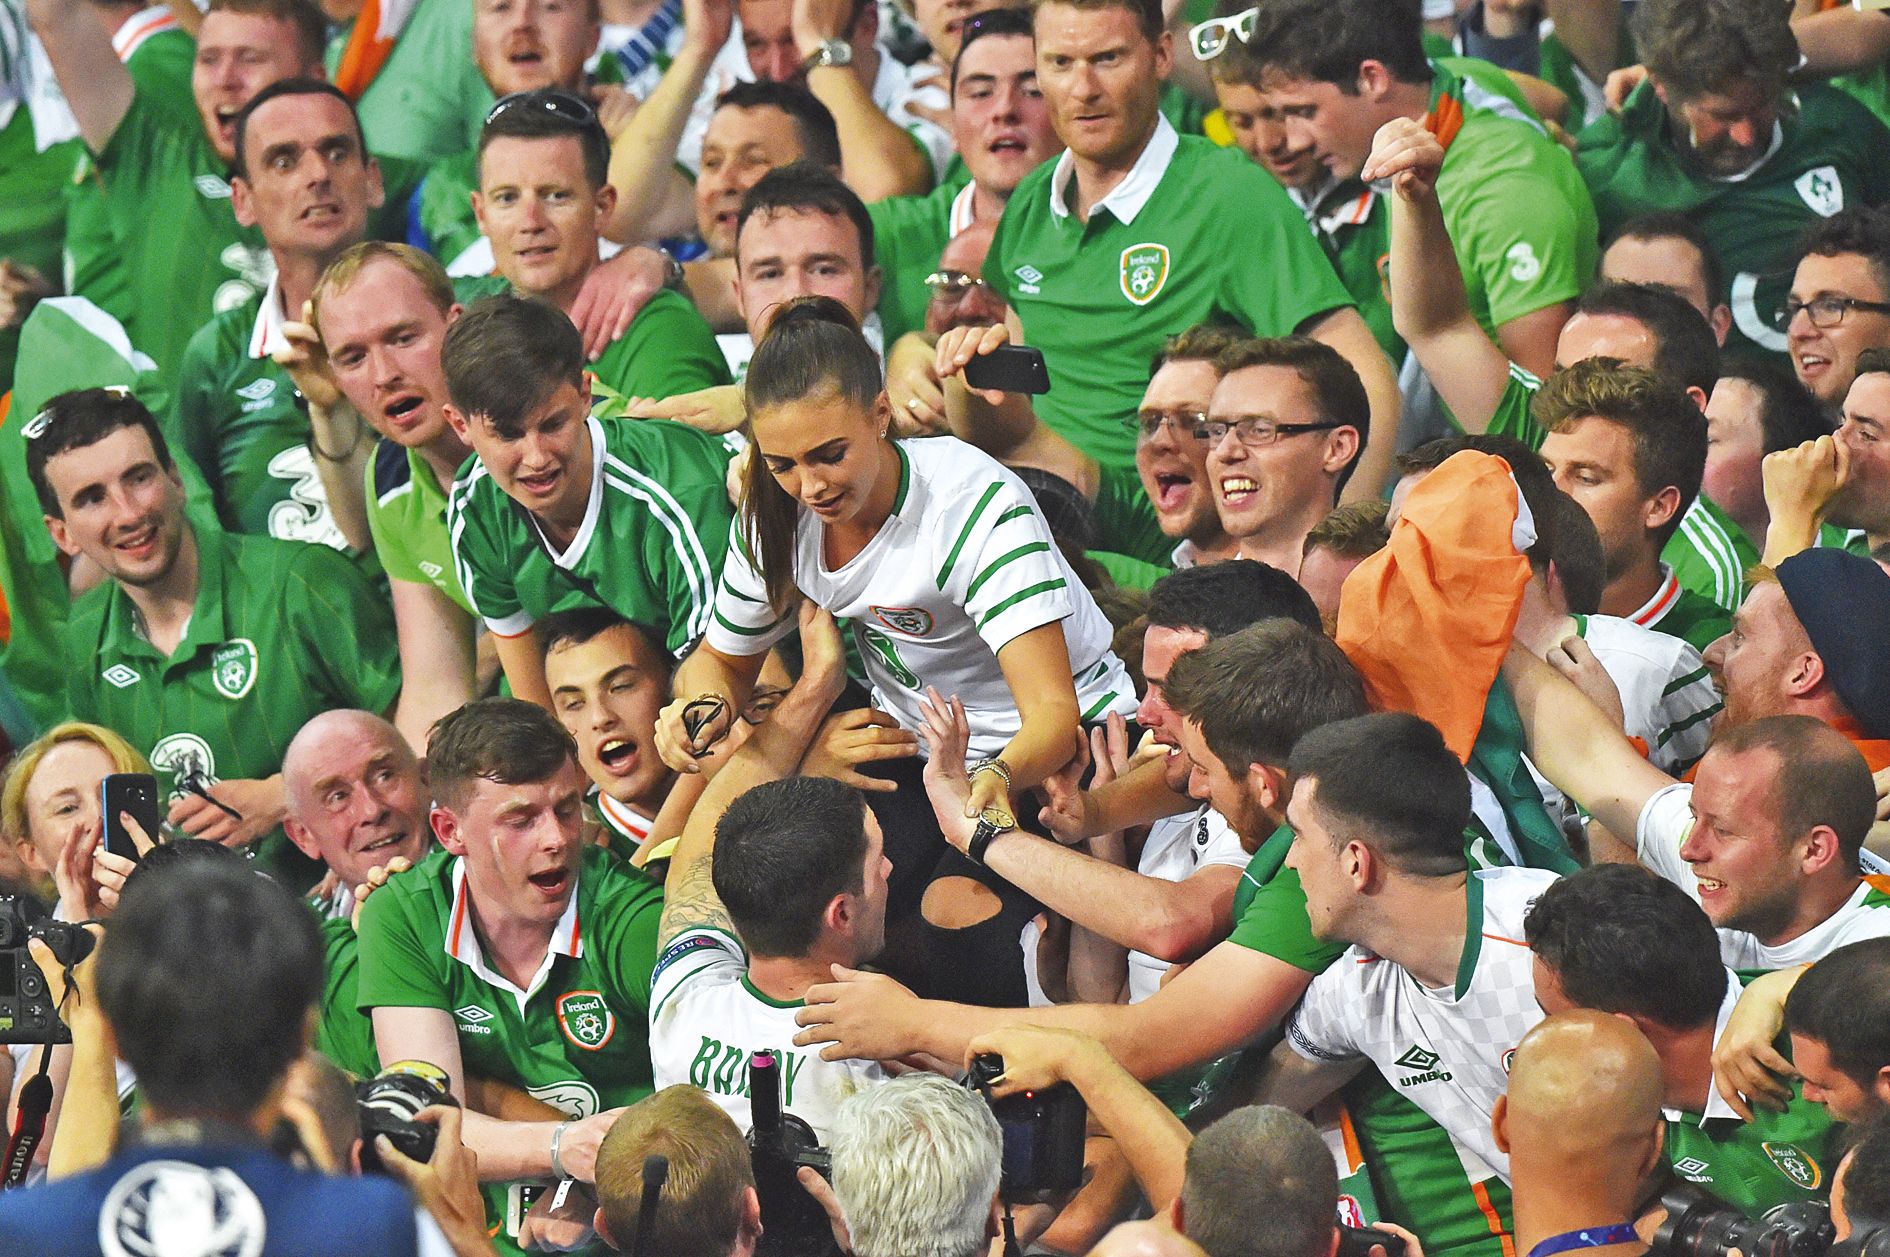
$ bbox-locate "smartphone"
[963,344,1051,395]
[101,773,159,862]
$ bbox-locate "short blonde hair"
[595,1086,754,1255]
[2,722,151,847]
[309,242,455,341]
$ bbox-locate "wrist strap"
[1527,1224,1640,1257]
[550,1120,573,1180]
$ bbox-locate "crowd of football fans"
[1,0,1890,1251]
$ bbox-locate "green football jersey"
[366,439,470,612]
[988,118,1354,472]
[448,412,734,656]
[866,175,971,348]
[316,913,381,1080]
[355,844,665,1255]
[1093,460,1172,568]
[325,0,489,164]
[1344,1072,1515,1257]
[63,527,402,881]
[1577,83,1890,358]
[170,286,357,554]
[92,91,273,377]
[62,11,196,331]
[587,287,731,400]
[1666,1038,1838,1216]
[0,110,78,393]
[1227,824,1347,973]
[416,148,482,269]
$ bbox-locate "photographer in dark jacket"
[0,859,491,1256]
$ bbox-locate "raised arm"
[1499,642,1676,842]
[1792,6,1890,80]
[602,0,731,244]
[1303,305,1403,501]
[658,604,848,947]
[1370,116,1516,432]
[792,0,932,198]
[24,0,134,152]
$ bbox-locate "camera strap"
[1527,1224,1641,1257]
[3,929,99,1188]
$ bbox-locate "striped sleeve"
[604,448,728,655]
[649,929,745,1027]
[1647,647,1722,774]
[446,468,531,637]
[704,531,796,657]
[939,478,1075,653]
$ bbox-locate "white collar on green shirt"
[246,273,292,361]
[1047,113,1179,225]
[444,855,585,1013]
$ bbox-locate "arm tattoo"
[659,848,737,949]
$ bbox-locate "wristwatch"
[801,38,853,72]
[655,246,687,292]
[966,806,1015,866]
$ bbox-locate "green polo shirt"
[366,439,469,612]
[587,287,732,401]
[63,527,402,883]
[356,844,664,1255]
[92,91,273,377]
[448,412,733,657]
[324,0,489,164]
[989,116,1354,472]
[62,13,196,333]
[316,914,380,1080]
[866,171,973,347]
[1228,823,1347,973]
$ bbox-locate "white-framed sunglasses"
[1188,6,1258,61]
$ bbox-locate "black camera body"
[966,1053,1088,1203]
[355,1061,457,1175]
[0,895,97,1045]
[748,1050,838,1257]
[1651,1185,1835,1257]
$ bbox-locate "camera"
[1336,1225,1410,1257]
[1650,1185,1834,1257]
[0,895,98,1045]
[355,1060,457,1175]
[966,1053,1088,1203]
[748,1050,838,1257]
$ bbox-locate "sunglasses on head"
[484,88,601,131]
[1188,6,1258,61]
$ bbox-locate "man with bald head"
[282,709,433,921]
[1493,1012,1664,1257]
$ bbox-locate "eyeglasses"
[1776,295,1890,329]
[1188,6,1257,62]
[485,88,601,133]
[1194,416,1345,448]
[925,269,1000,301]
[1131,408,1206,441]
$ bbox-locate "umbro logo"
[1014,264,1043,295]
[419,561,444,580]
[1674,1157,1711,1179]
[455,1004,497,1036]
[194,174,233,199]
[236,378,276,411]
[102,664,141,689]
[1394,1044,1452,1087]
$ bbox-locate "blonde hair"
[595,1086,755,1255]
[2,722,151,847]
[309,242,456,341]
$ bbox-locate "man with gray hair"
[823,1074,1003,1257]
[281,709,433,920]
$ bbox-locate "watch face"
[979,806,1015,831]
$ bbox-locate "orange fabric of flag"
[333,0,403,101]
[1334,450,1532,764]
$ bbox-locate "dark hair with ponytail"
[740,295,884,613]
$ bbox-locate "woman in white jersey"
[656,298,1137,984]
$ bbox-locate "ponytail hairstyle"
[741,295,884,613]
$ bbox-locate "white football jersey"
[1285,866,1556,1187]
[707,436,1138,760]
[1128,806,1249,1003]
[1578,614,1721,774]
[649,928,889,1140]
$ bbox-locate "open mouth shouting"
[1218,476,1259,509]
[594,736,641,779]
[527,864,574,900]
[381,393,428,431]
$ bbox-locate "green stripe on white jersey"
[705,436,1137,760]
